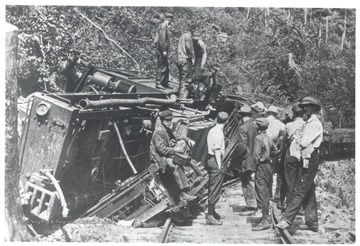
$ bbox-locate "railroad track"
[270,203,296,244]
[155,179,329,244]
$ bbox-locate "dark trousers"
[284,149,301,203]
[173,165,189,190]
[156,50,169,86]
[177,60,192,99]
[283,151,319,226]
[242,170,257,208]
[255,162,272,220]
[205,154,225,214]
[273,151,286,203]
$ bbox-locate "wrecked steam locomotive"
[19,66,253,231]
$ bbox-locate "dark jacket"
[157,22,170,53]
[150,123,176,173]
[237,118,258,172]
[254,132,278,165]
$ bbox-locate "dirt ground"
[39,158,356,243]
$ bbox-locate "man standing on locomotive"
[205,111,229,225]
[276,97,323,233]
[150,110,197,202]
[177,21,195,99]
[155,13,173,90]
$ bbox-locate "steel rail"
[270,203,296,244]
[157,217,173,243]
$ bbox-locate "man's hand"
[250,172,255,180]
[174,145,184,153]
[163,51,167,57]
[187,139,195,147]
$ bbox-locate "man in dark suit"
[237,104,258,215]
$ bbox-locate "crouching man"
[205,111,229,225]
[150,110,197,202]
[253,118,278,231]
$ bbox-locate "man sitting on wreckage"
[150,110,198,202]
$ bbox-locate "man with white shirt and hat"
[276,96,323,233]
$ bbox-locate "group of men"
[217,96,323,232]
[154,13,210,99]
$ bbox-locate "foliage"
[6,6,355,127]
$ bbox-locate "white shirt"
[207,124,225,156]
[286,117,305,140]
[266,115,286,142]
[301,114,323,148]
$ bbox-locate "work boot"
[180,192,197,202]
[155,84,165,90]
[163,84,174,89]
[206,215,223,225]
[275,220,290,230]
[298,223,319,232]
[252,220,271,231]
[239,207,257,216]
[214,211,225,220]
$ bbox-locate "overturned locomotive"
[19,66,253,232]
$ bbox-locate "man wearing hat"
[276,97,323,233]
[265,105,286,208]
[192,31,207,78]
[283,104,305,203]
[252,118,278,230]
[251,101,267,119]
[150,110,197,201]
[177,22,196,98]
[205,111,229,225]
[155,13,173,90]
[237,104,258,215]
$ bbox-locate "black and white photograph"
[4,0,357,243]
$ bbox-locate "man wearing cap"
[177,22,196,98]
[237,104,258,215]
[252,118,278,231]
[276,97,323,233]
[283,105,305,203]
[205,111,229,225]
[155,13,173,90]
[192,31,207,77]
[265,105,286,208]
[150,110,197,201]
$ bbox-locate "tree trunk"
[304,8,307,24]
[5,23,32,242]
[325,16,329,43]
[341,10,347,50]
[246,8,251,21]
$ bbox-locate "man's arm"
[214,149,222,169]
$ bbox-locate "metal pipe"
[112,120,138,175]
[79,94,177,109]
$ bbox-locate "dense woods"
[6,6,355,127]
